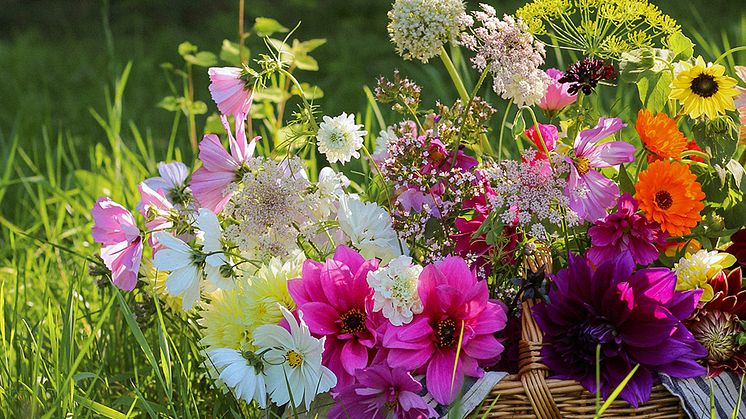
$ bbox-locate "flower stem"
[497,98,514,160]
[439,46,469,103]
[452,63,492,166]
[714,46,746,64]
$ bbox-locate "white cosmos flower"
[253,306,336,410]
[153,232,202,311]
[316,113,367,164]
[366,255,423,326]
[205,348,268,408]
[337,195,408,264]
[196,208,234,291]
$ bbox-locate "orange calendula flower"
[635,160,705,237]
[635,109,688,162]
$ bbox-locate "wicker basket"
[473,253,686,419]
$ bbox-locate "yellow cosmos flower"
[670,56,740,120]
[674,249,737,302]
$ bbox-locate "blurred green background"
[1,0,743,153]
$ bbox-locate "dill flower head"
[460,7,549,106]
[316,113,367,164]
[517,0,679,58]
[670,56,740,120]
[387,0,468,63]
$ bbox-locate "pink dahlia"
[288,245,380,390]
[190,113,257,213]
[587,193,667,267]
[534,253,706,407]
[208,67,254,117]
[565,117,635,221]
[382,256,507,405]
[91,197,143,291]
[537,68,577,116]
[328,363,438,419]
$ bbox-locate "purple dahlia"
[533,253,707,407]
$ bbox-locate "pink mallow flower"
[329,363,438,419]
[382,256,507,405]
[537,68,577,116]
[208,67,253,117]
[588,193,668,267]
[288,245,381,390]
[565,117,635,222]
[190,113,257,213]
[91,197,143,291]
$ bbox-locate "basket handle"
[517,252,561,418]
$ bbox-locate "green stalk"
[439,46,469,102]
[497,98,514,160]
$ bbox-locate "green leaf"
[219,39,243,66]
[618,164,636,194]
[511,112,526,139]
[177,41,198,57]
[254,86,292,103]
[189,100,208,115]
[291,83,324,100]
[253,17,289,37]
[294,54,319,71]
[298,38,327,53]
[693,117,738,166]
[727,159,745,189]
[667,31,695,61]
[157,96,181,112]
[635,70,672,113]
[184,51,217,67]
[204,113,226,134]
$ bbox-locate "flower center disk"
[339,308,367,334]
[434,318,458,348]
[575,156,591,175]
[690,74,719,98]
[654,190,674,210]
[286,349,304,368]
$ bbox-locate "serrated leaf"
[177,41,198,57]
[635,70,672,113]
[667,32,694,61]
[184,51,217,67]
[253,17,289,37]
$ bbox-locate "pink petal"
[341,340,369,376]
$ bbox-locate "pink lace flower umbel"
[288,246,380,390]
[382,256,506,405]
[565,117,635,221]
[190,113,258,213]
[91,197,143,291]
[208,67,254,117]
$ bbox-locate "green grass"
[0,0,744,416]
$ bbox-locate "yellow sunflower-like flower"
[670,56,740,120]
[674,249,737,301]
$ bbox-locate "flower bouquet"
[89,0,746,417]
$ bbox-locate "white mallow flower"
[196,208,234,291]
[316,113,367,164]
[153,232,202,311]
[337,195,408,264]
[253,306,336,410]
[367,255,423,326]
[205,348,268,408]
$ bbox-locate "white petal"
[154,232,192,254]
[153,249,192,271]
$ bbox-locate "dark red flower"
[559,58,617,95]
[726,229,746,269]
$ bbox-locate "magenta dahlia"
[381,256,507,405]
[587,193,668,267]
[533,253,706,407]
[288,245,380,390]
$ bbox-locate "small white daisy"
[253,306,336,410]
[367,255,423,326]
[316,113,367,164]
[205,348,268,408]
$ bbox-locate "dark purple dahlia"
[726,229,746,269]
[558,58,617,95]
[533,253,706,407]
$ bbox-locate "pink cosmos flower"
[208,67,253,117]
[537,68,577,115]
[565,117,635,221]
[190,113,257,213]
[588,193,668,267]
[288,245,381,390]
[382,256,507,405]
[91,197,143,291]
[142,162,189,199]
[329,363,438,419]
